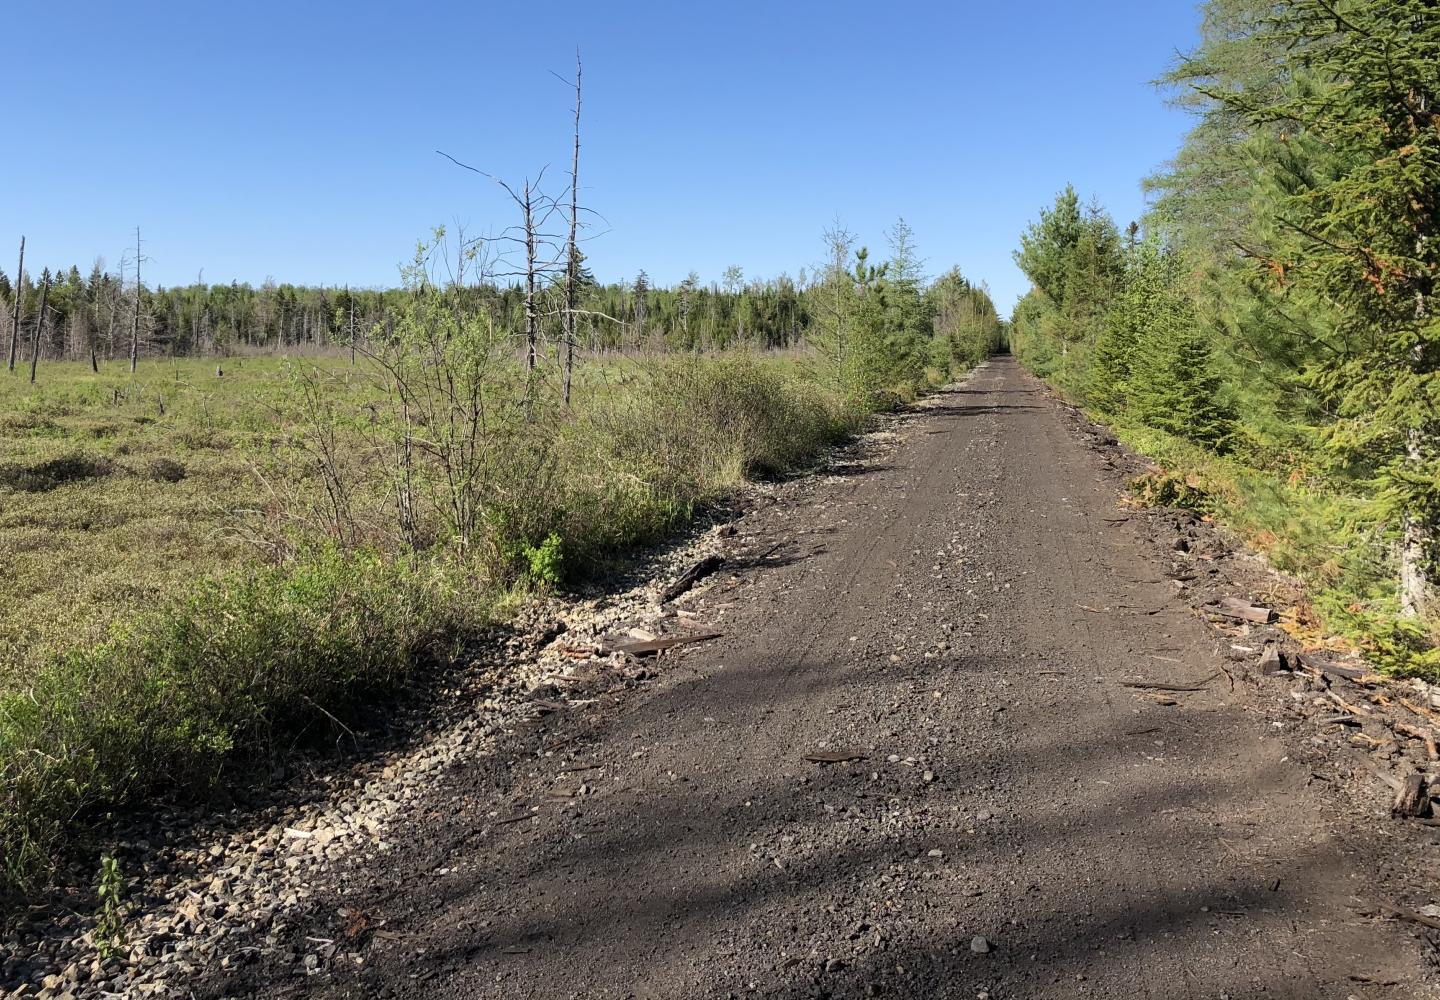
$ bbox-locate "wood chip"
[1391,722,1440,761]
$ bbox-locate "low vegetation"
[0,225,1003,898]
[1009,0,1439,678]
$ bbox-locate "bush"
[0,549,469,895]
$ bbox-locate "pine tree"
[1126,282,1235,450]
[1090,238,1167,415]
[1193,0,1440,615]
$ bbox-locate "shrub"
[0,548,469,896]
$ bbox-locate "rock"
[970,936,991,954]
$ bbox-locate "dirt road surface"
[221,357,1437,999]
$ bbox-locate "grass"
[0,345,908,898]
[0,358,322,682]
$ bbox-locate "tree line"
[0,233,1000,375]
[1011,0,1438,644]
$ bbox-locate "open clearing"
[163,356,1433,999]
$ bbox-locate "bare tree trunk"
[524,179,538,372]
[129,227,141,373]
[7,236,22,372]
[1401,293,1432,616]
[347,284,356,364]
[563,52,582,405]
[1401,480,1428,618]
[29,269,49,384]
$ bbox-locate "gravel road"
[212,356,1436,999]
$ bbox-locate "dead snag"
[7,235,23,372]
[28,269,50,384]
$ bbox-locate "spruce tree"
[1193,0,1440,615]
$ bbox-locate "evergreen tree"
[1189,0,1440,615]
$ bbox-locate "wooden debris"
[1351,732,1393,751]
[608,632,723,657]
[659,554,725,603]
[804,749,868,764]
[496,811,536,825]
[1391,722,1440,761]
[1153,695,1179,706]
[1258,645,1288,675]
[1401,696,1440,727]
[1213,597,1275,624]
[559,645,596,659]
[1295,652,1367,681]
[1391,773,1432,818]
[1120,672,1217,693]
[1324,689,1371,717]
[1378,901,1440,932]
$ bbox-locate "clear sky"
[6,1,1202,309]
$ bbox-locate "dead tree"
[347,284,356,364]
[7,236,22,372]
[435,151,564,373]
[523,179,539,371]
[563,52,582,404]
[129,227,142,372]
[29,269,50,384]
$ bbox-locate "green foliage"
[0,215,997,900]
[0,547,468,895]
[926,267,1003,369]
[95,855,125,959]
[1129,470,1210,511]
[1015,0,1440,670]
[523,532,565,587]
[1012,189,1127,396]
[808,222,987,406]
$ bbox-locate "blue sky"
[6,1,1202,309]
